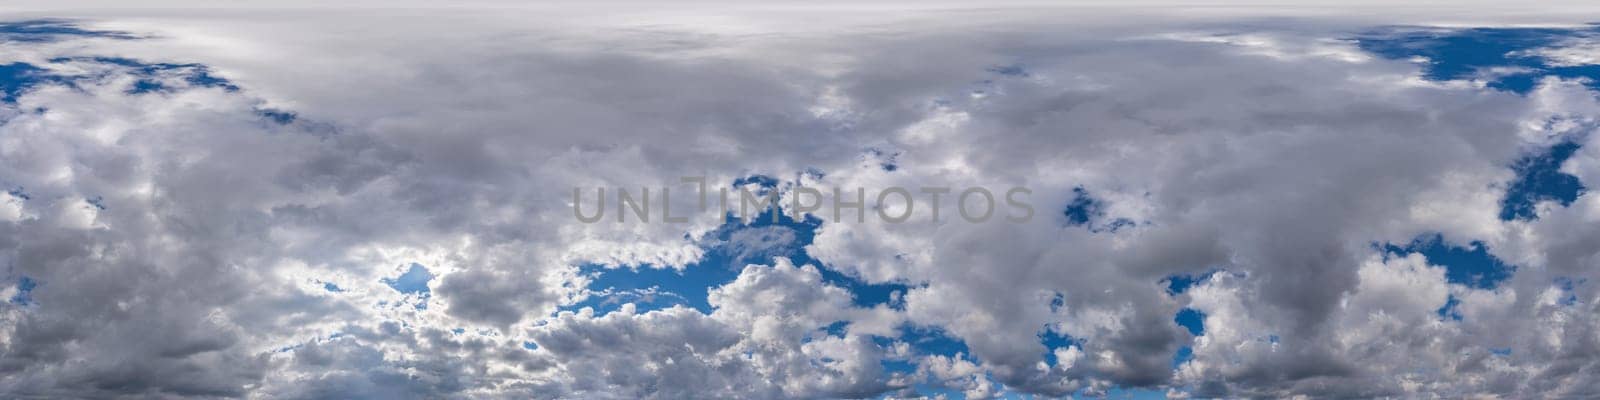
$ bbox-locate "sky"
[2,3,1600,399]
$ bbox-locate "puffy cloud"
[526,259,899,399]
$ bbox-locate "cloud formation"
[0,7,1599,399]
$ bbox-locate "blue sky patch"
[0,19,138,43]
[1385,234,1515,290]
[1172,345,1194,369]
[1356,26,1600,94]
[1048,292,1065,312]
[575,262,723,314]
[1501,140,1585,221]
[1039,327,1082,367]
[564,286,691,315]
[1437,295,1463,321]
[51,56,240,94]
[823,320,850,337]
[732,174,779,190]
[575,177,951,395]
[577,198,909,316]
[1163,270,1219,296]
[897,325,972,358]
[1064,187,1100,226]
[258,109,297,125]
[1175,308,1206,336]
[1063,187,1135,232]
[383,263,434,295]
[0,62,68,104]
[129,79,165,94]
[3,55,244,115]
[1355,28,1590,219]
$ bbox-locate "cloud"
[525,259,899,399]
[0,10,1599,399]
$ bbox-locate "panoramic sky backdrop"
[2,2,1600,399]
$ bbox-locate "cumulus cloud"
[0,5,1599,399]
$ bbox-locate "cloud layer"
[1,8,1600,399]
